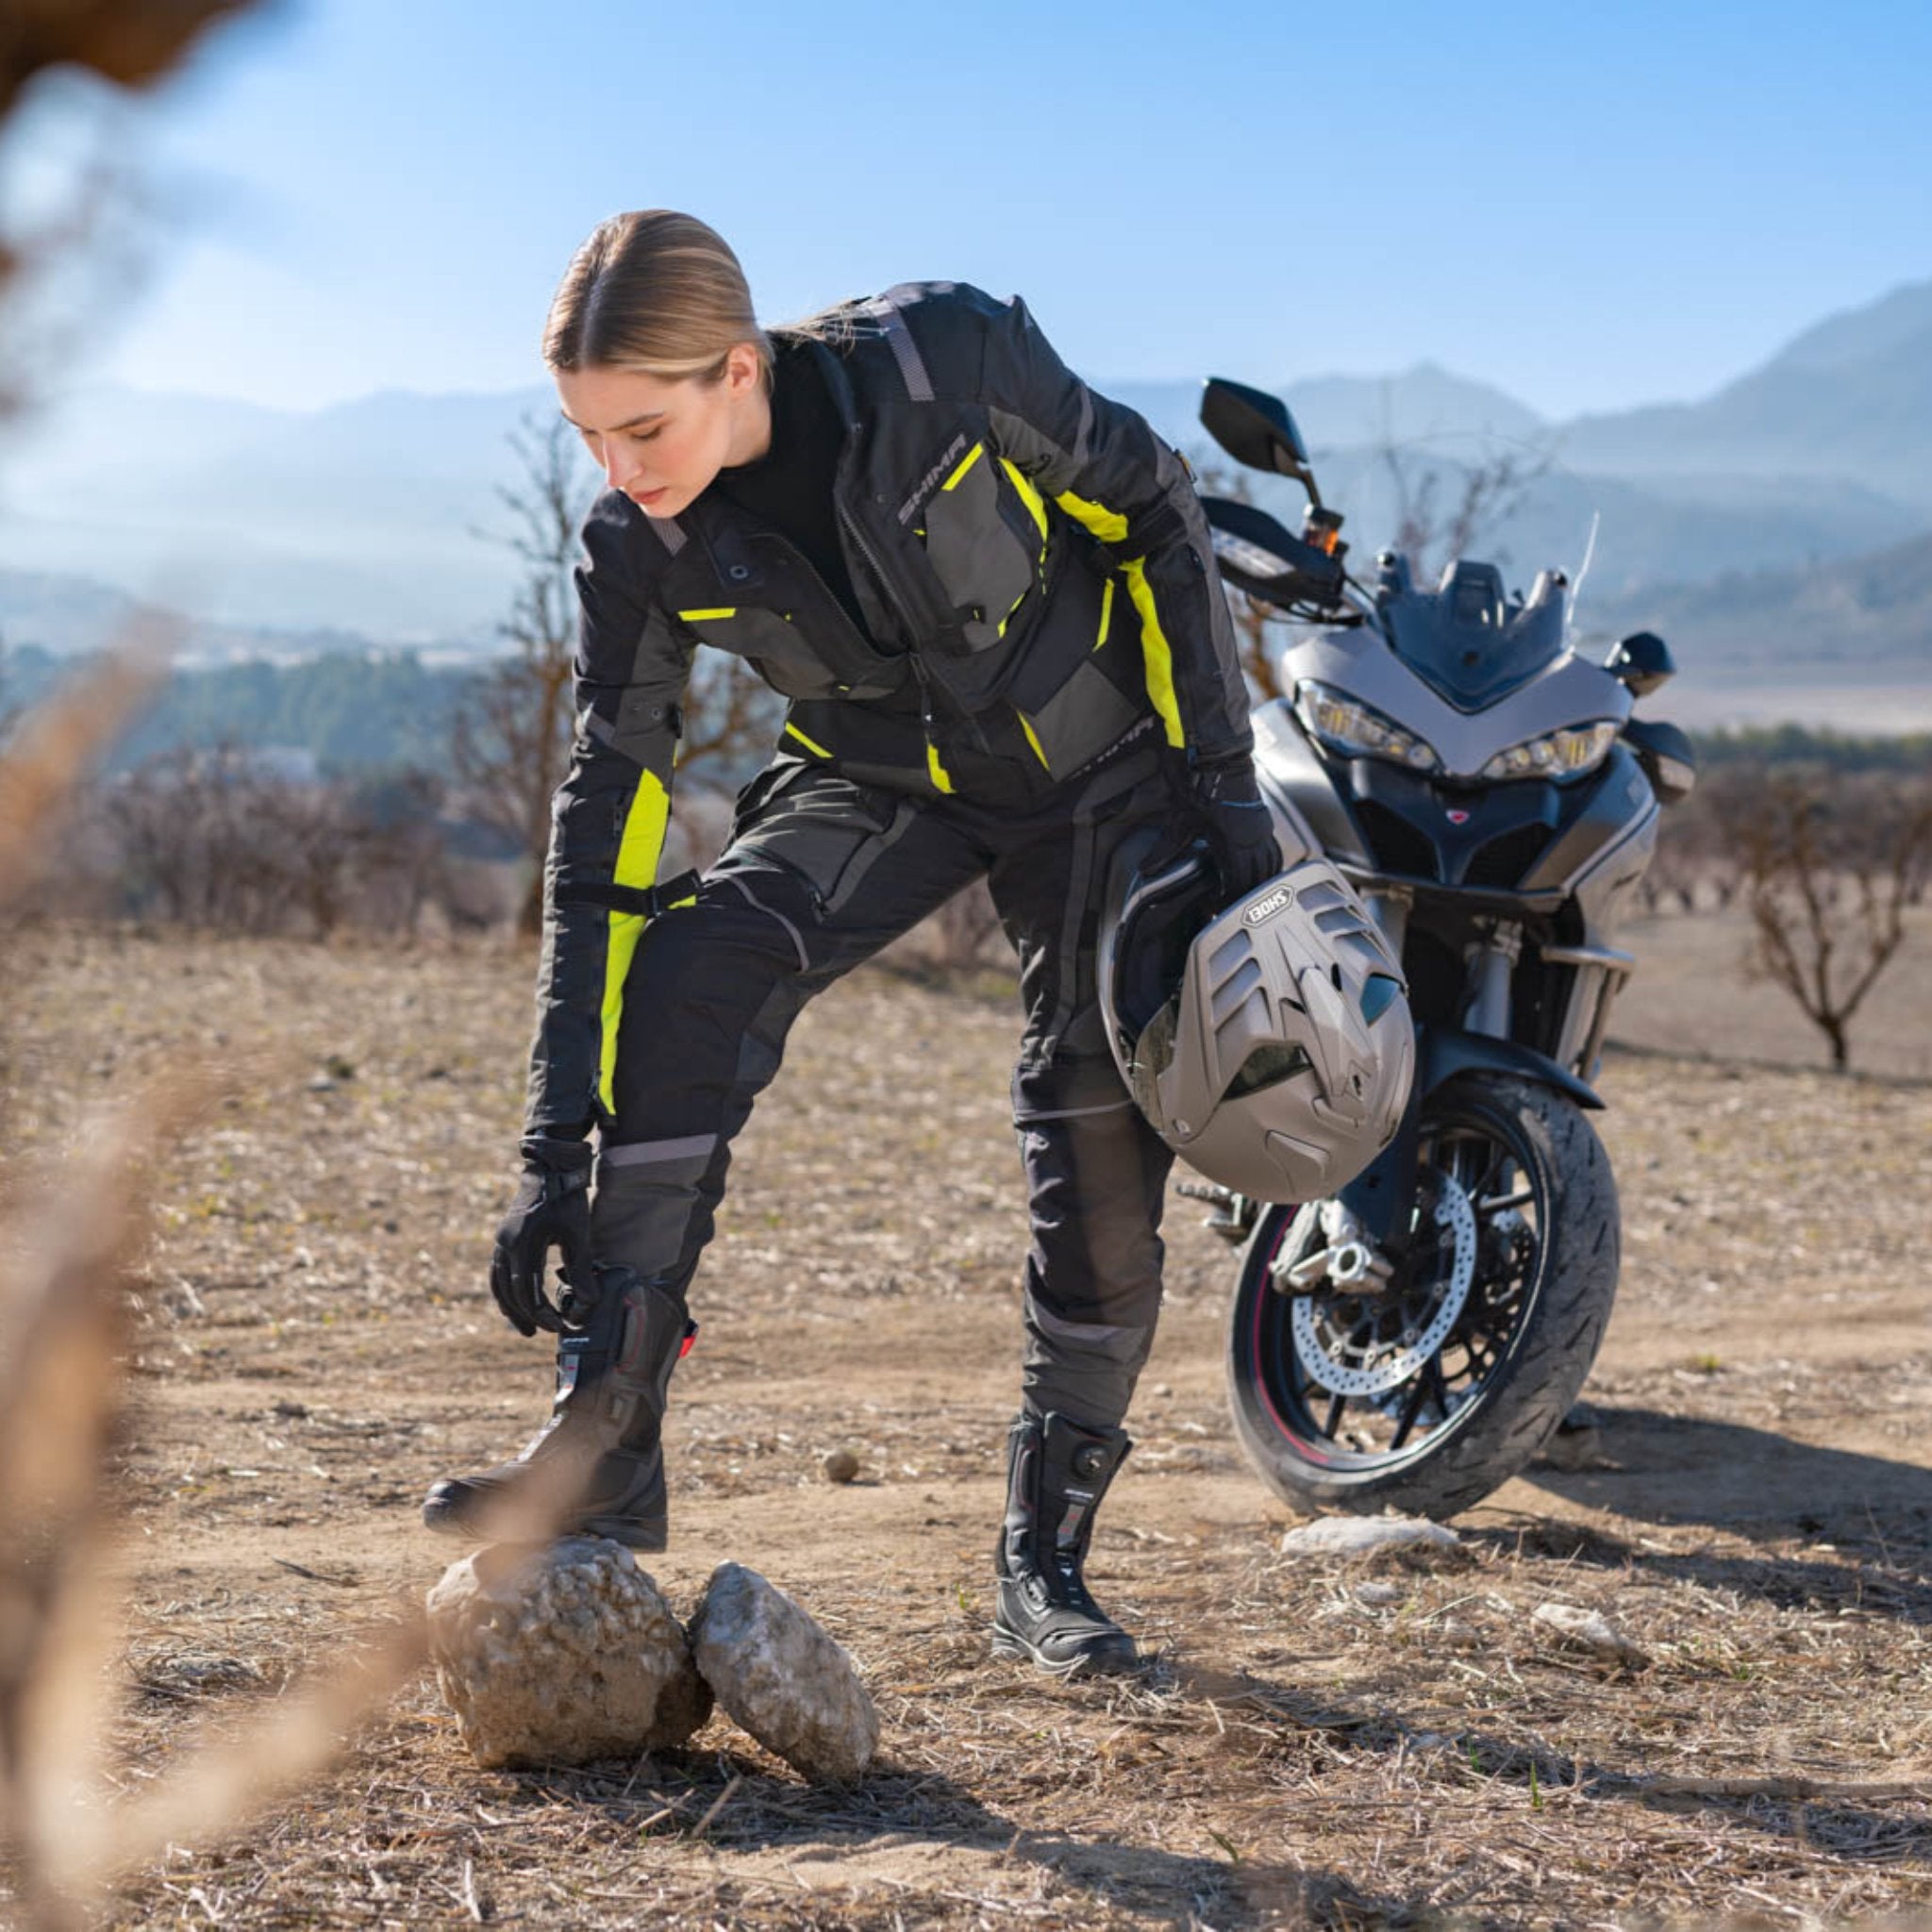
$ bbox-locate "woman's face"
[556,341,767,519]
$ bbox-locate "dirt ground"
[5,919,1932,1929]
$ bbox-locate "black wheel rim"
[1244,1091,1549,1476]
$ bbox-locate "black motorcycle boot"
[991,1410,1140,1676]
[422,1267,694,1547]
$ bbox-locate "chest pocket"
[676,607,901,702]
[919,442,1049,656]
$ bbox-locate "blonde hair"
[542,210,773,385]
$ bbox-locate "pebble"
[1280,1515,1461,1560]
[1532,1601,1651,1668]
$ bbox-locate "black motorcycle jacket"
[525,280,1255,1139]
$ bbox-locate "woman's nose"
[603,444,643,491]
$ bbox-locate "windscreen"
[1378,560,1569,710]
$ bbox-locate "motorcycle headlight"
[1294,681,1441,772]
[1479,720,1619,782]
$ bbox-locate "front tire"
[1224,1074,1619,1521]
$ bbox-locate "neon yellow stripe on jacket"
[1001,458,1049,544]
[941,441,985,491]
[784,721,831,758]
[1015,711,1050,771]
[677,607,737,621]
[1124,558,1185,748]
[926,742,956,794]
[1054,489,1129,546]
[596,768,671,1114]
[1094,575,1114,649]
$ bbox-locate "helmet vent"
[1360,973,1403,1024]
[1208,955,1264,1024]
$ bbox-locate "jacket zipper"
[820,330,987,761]
[836,497,990,761]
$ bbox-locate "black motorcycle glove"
[489,1134,595,1338]
[1191,757,1282,901]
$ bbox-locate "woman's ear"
[724,341,764,395]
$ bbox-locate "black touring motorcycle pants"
[589,742,1177,1431]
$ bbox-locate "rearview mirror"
[1624,716,1696,804]
[1604,630,1675,697]
[1200,378,1321,503]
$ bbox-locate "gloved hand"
[1190,757,1282,901]
[489,1135,594,1337]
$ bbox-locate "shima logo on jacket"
[896,433,971,525]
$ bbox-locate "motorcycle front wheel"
[1225,1074,1620,1521]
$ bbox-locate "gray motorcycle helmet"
[1098,835,1415,1203]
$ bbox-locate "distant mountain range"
[2,276,1931,671]
[1595,527,1932,667]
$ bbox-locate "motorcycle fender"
[1335,1026,1599,1247]
[1420,1026,1603,1110]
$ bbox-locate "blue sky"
[7,0,1929,418]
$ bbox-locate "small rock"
[1537,1404,1605,1472]
[690,1563,878,1784]
[1280,1515,1461,1562]
[427,1539,711,1769]
[1532,1602,1650,1669]
[822,1448,860,1485]
[1538,1424,1603,1472]
[1355,1580,1405,1606]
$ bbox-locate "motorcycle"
[1190,378,1696,1519]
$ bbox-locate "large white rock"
[689,1563,878,1784]
[427,1538,711,1769]
[1279,1515,1462,1560]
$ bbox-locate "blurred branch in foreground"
[0,679,595,1926]
[0,9,532,1923]
[0,2,260,119]
[0,2,267,419]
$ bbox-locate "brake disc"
[1291,1174,1478,1397]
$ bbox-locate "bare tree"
[1710,765,1932,1073]
[677,649,783,781]
[1640,785,1740,915]
[456,419,786,932]
[452,413,591,935]
[94,748,466,940]
[1377,437,1552,589]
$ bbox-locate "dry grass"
[0,915,1927,1926]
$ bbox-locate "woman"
[423,210,1278,1676]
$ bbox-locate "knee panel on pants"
[1016,1050,1171,1302]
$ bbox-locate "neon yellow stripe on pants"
[1123,558,1185,748]
[596,768,671,1114]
